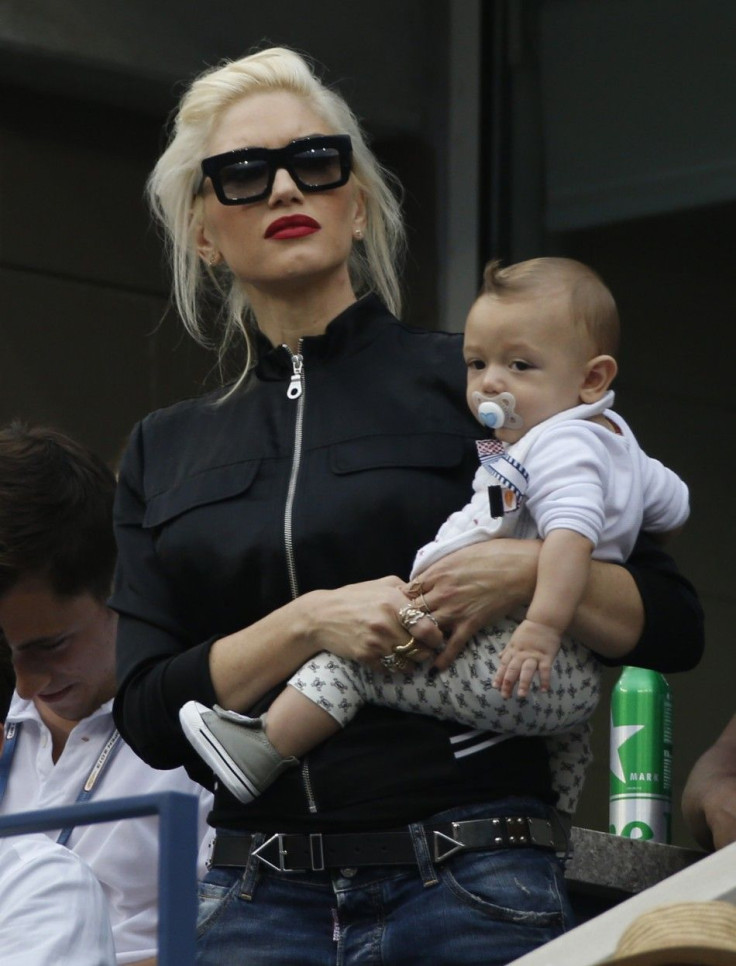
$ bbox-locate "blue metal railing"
[0,792,197,965]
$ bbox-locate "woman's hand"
[302,576,445,668]
[211,576,444,712]
[406,539,539,671]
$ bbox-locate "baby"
[180,257,689,816]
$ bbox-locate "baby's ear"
[580,355,618,403]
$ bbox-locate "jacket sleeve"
[110,421,219,780]
[603,530,705,673]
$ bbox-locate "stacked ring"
[398,597,439,630]
[398,605,427,631]
[381,636,423,671]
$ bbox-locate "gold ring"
[394,637,417,654]
[404,584,439,629]
[398,605,426,631]
[418,590,433,614]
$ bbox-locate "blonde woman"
[111,46,703,966]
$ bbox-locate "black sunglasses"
[200,135,353,206]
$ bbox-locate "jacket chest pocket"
[140,460,276,635]
[143,461,261,530]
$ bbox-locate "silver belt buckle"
[252,833,294,872]
[252,832,326,872]
[433,822,466,863]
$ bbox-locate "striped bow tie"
[475,438,529,515]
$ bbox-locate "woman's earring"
[353,228,363,241]
[208,250,220,266]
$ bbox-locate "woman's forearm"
[209,594,321,710]
[567,557,644,658]
[421,538,645,668]
[209,576,442,711]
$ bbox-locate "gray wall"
[0,0,448,131]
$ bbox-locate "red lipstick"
[265,215,321,240]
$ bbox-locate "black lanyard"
[0,720,123,846]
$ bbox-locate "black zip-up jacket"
[112,295,704,832]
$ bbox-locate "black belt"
[210,815,567,873]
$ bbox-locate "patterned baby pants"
[288,617,601,815]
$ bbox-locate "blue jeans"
[196,799,574,966]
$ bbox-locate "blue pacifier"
[472,391,523,430]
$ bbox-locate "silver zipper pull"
[286,351,304,400]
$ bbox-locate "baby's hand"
[492,620,562,698]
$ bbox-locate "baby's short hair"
[480,257,620,357]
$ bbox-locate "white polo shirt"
[0,834,116,965]
[1,694,214,965]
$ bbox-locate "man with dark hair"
[0,422,117,601]
[0,422,212,966]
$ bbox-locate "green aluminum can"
[609,665,672,843]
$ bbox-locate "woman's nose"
[268,166,305,205]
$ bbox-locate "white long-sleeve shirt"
[412,392,689,575]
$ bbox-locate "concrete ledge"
[566,827,706,900]
[510,839,736,966]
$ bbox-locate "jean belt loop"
[551,808,573,865]
[238,832,266,900]
[408,822,439,888]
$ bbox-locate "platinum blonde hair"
[147,46,406,391]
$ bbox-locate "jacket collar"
[253,294,393,381]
